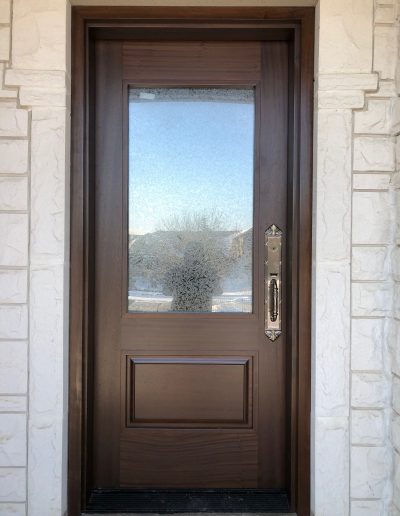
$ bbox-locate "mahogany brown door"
[92,37,289,501]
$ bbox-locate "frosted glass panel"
[128,88,254,313]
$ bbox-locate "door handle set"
[265,224,282,341]
[269,277,279,322]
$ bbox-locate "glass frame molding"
[125,85,258,315]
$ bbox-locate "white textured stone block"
[0,88,17,100]
[395,192,400,246]
[12,0,68,71]
[314,417,349,516]
[390,319,400,377]
[0,396,26,412]
[394,283,400,320]
[394,451,400,514]
[315,262,350,417]
[30,265,65,414]
[393,413,400,452]
[0,177,28,211]
[397,136,400,168]
[352,192,392,244]
[352,282,391,317]
[5,69,67,88]
[0,0,11,24]
[318,90,364,109]
[394,376,400,415]
[0,108,28,137]
[29,264,67,516]
[353,173,390,190]
[0,341,27,394]
[28,414,65,516]
[351,500,383,515]
[0,503,25,516]
[318,0,373,73]
[353,137,395,171]
[19,87,67,108]
[354,99,391,134]
[0,414,26,466]
[394,466,400,514]
[316,109,352,261]
[0,214,28,266]
[0,468,25,502]
[318,73,378,91]
[0,64,18,99]
[1,62,11,86]
[351,446,391,498]
[351,318,384,371]
[0,306,28,340]
[392,97,400,134]
[352,247,388,281]
[375,5,395,22]
[368,80,397,98]
[0,26,10,61]
[352,373,389,408]
[392,171,400,190]
[0,99,17,108]
[0,140,28,174]
[374,25,398,80]
[391,246,400,282]
[31,108,68,265]
[397,62,400,99]
[351,409,385,445]
[0,270,27,303]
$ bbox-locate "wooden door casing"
[69,8,314,516]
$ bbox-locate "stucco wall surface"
[0,1,399,515]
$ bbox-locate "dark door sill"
[84,489,291,513]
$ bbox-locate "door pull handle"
[265,224,282,342]
[269,277,279,322]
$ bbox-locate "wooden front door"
[92,37,288,497]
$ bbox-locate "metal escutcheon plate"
[264,224,282,342]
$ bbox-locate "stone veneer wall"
[0,1,399,515]
[314,0,400,515]
[0,0,70,515]
[391,0,400,511]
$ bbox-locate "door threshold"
[84,489,291,513]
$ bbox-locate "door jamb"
[69,7,314,516]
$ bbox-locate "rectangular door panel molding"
[125,356,253,427]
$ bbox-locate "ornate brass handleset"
[265,224,282,342]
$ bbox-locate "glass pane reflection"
[128,88,254,313]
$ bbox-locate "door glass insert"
[128,87,255,313]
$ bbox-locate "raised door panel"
[126,356,252,427]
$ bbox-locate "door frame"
[69,7,314,516]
